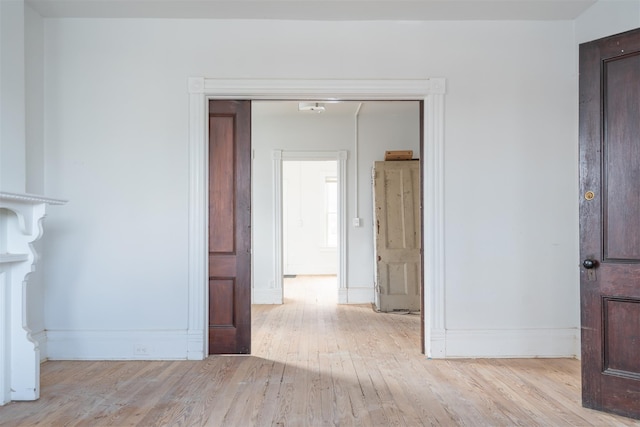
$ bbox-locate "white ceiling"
[27,0,596,21]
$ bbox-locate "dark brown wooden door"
[580,28,640,419]
[208,100,251,354]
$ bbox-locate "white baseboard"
[32,330,47,362]
[338,287,374,304]
[427,328,446,359]
[43,327,579,360]
[186,331,206,360]
[253,288,282,304]
[46,330,193,360]
[443,328,579,358]
[338,288,347,304]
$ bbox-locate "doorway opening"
[269,149,348,305]
[188,77,446,359]
[282,160,339,304]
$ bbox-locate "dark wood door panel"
[603,53,640,262]
[209,255,237,277]
[208,100,251,355]
[209,279,236,326]
[580,27,640,419]
[603,297,640,377]
[209,115,236,253]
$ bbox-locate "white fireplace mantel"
[0,191,66,405]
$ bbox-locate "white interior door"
[373,160,421,312]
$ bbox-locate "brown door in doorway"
[579,29,640,419]
[208,100,251,354]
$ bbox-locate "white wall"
[25,4,45,196]
[283,160,338,276]
[0,0,26,193]
[40,18,579,359]
[24,2,46,357]
[441,24,579,356]
[575,0,640,44]
[355,103,421,286]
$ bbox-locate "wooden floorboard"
[1,275,639,426]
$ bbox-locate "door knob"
[583,259,597,269]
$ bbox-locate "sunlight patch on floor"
[283,275,337,306]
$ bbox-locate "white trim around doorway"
[187,77,446,360]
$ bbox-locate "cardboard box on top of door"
[384,150,413,160]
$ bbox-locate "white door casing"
[273,151,347,304]
[187,78,446,359]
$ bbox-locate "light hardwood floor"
[1,275,639,426]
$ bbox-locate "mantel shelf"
[0,191,67,206]
[0,253,30,264]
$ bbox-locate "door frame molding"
[187,77,447,359]
[274,151,347,304]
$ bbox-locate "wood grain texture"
[579,27,640,420]
[603,51,640,261]
[209,114,235,254]
[208,99,251,355]
[1,276,639,426]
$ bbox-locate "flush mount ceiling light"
[298,102,326,113]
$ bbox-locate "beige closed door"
[373,160,421,312]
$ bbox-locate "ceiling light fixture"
[298,102,326,113]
